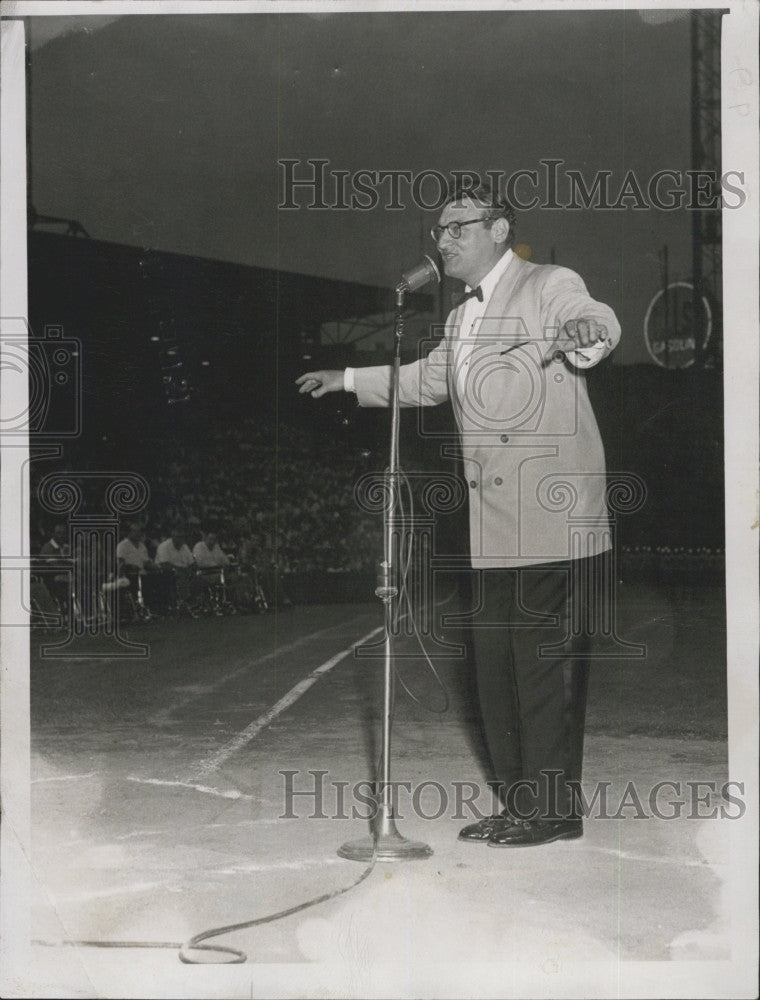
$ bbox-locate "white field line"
[577,844,720,868]
[193,624,383,777]
[150,612,375,724]
[48,879,175,903]
[37,856,348,909]
[31,772,97,784]
[192,589,457,779]
[125,776,254,800]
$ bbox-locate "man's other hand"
[296,370,344,398]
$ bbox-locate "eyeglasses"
[430,215,500,242]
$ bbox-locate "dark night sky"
[26,10,697,363]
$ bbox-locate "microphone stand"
[338,282,433,863]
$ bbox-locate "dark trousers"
[470,553,607,819]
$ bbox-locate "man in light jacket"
[297,181,620,847]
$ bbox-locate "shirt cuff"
[567,339,608,369]
[344,367,356,393]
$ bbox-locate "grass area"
[586,583,727,740]
[30,582,727,749]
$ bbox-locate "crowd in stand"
[29,418,386,625]
[145,418,383,575]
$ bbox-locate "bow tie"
[451,286,484,308]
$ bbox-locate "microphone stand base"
[337,806,433,863]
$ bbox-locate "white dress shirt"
[156,538,195,568]
[452,248,515,399]
[116,537,151,570]
[193,540,230,569]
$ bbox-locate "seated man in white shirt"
[116,522,155,574]
[116,522,161,614]
[36,522,72,610]
[192,529,236,614]
[192,531,230,569]
[156,524,198,613]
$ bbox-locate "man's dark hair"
[444,178,516,248]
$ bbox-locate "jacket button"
[494,477,503,486]
[469,480,477,489]
[500,434,509,443]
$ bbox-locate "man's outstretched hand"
[296,370,344,398]
[557,317,610,351]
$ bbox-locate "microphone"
[396,254,441,294]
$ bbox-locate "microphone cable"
[178,840,378,963]
[388,467,453,715]
[34,824,379,966]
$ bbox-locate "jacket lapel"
[444,303,467,396]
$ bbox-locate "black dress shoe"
[487,817,583,848]
[458,814,518,842]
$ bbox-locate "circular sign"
[644,282,712,368]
